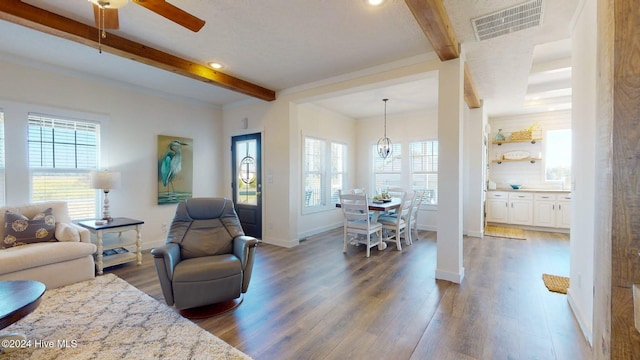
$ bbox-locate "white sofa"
[0,201,97,289]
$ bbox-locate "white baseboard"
[417,225,437,232]
[465,230,483,238]
[567,288,593,346]
[435,267,465,284]
[298,222,342,240]
[261,236,299,248]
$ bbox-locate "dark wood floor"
[111,229,592,360]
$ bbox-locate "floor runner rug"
[2,274,252,360]
[485,225,526,240]
[542,273,570,294]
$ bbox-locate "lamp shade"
[90,170,121,190]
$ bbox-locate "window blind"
[28,113,99,219]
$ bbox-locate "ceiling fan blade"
[92,4,120,30]
[132,0,205,32]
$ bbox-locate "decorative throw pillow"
[3,208,56,248]
[55,223,81,242]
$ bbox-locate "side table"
[78,217,144,275]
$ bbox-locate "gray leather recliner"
[151,197,259,310]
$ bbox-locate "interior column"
[436,57,465,283]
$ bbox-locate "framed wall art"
[157,135,193,204]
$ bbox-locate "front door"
[231,133,262,238]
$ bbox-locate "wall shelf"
[492,158,541,164]
[493,138,542,145]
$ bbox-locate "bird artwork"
[158,137,192,204]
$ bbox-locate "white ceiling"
[0,0,579,119]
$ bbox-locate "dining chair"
[398,190,417,245]
[408,190,425,242]
[384,187,405,215]
[377,191,412,250]
[339,192,383,257]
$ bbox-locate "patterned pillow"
[3,208,56,248]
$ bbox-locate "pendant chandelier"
[377,98,392,159]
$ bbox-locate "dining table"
[336,197,401,216]
[336,197,401,251]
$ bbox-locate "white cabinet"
[486,191,533,225]
[533,193,571,229]
[508,192,533,225]
[486,191,509,223]
[557,194,572,228]
[533,194,556,227]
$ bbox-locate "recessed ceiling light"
[367,0,385,6]
[208,62,223,69]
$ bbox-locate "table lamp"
[90,170,121,222]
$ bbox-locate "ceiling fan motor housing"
[91,0,128,9]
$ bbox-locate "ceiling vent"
[472,0,544,41]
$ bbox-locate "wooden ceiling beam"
[464,62,481,108]
[405,0,459,61]
[405,0,481,109]
[0,0,276,102]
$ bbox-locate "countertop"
[488,188,571,193]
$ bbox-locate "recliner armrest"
[151,243,181,307]
[233,235,259,269]
[151,243,181,280]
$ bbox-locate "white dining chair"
[377,192,411,250]
[408,190,425,242]
[339,192,383,257]
[399,190,417,245]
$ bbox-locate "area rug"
[485,225,526,240]
[542,273,570,294]
[2,274,252,360]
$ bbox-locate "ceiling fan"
[89,0,205,32]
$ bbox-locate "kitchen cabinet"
[486,191,533,225]
[486,191,509,223]
[487,190,570,229]
[533,193,572,229]
[507,192,533,225]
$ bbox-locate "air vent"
[472,0,544,41]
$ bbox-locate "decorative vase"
[494,129,505,141]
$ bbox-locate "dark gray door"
[231,133,262,238]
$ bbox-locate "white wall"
[222,99,297,247]
[0,57,223,249]
[355,110,439,231]
[568,0,596,345]
[297,103,357,237]
[489,110,571,189]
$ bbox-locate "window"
[545,129,571,181]
[372,140,438,206]
[304,137,324,208]
[410,140,438,205]
[303,136,347,212]
[330,142,347,205]
[372,143,402,191]
[28,114,99,219]
[0,111,4,206]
